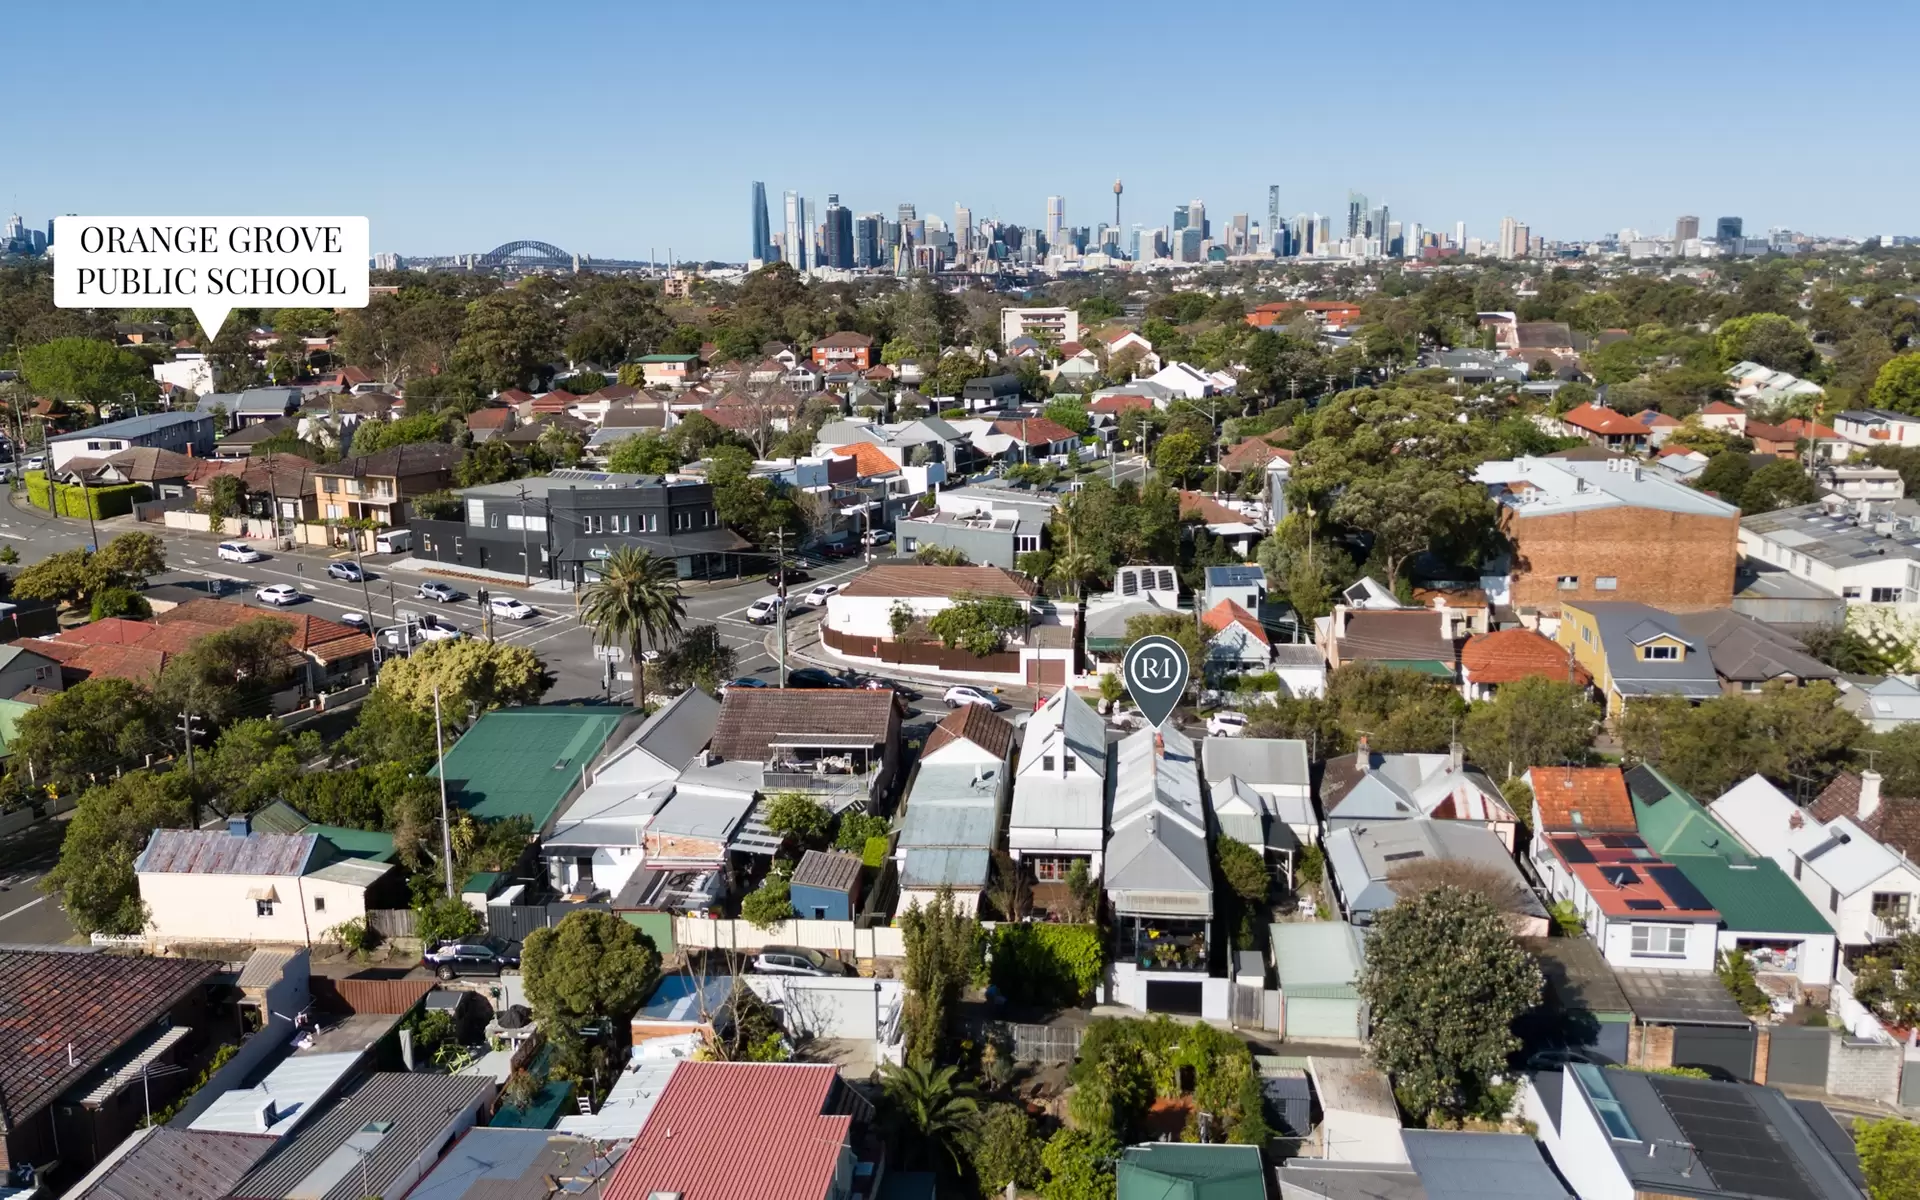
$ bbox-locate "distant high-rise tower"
[1347,192,1367,238]
[1454,220,1466,249]
[783,191,809,270]
[824,195,853,269]
[898,203,917,226]
[1046,196,1064,246]
[1268,187,1280,250]
[1188,199,1207,241]
[1715,216,1743,242]
[1315,214,1331,252]
[1113,179,1123,234]
[1676,214,1701,242]
[954,204,973,255]
[750,182,773,263]
[1172,205,1189,233]
[1498,216,1520,260]
[855,214,882,268]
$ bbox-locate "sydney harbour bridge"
[400,240,658,273]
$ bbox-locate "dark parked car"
[422,939,519,979]
[721,676,773,696]
[787,667,852,689]
[818,542,858,560]
[766,567,812,587]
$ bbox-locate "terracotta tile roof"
[531,391,577,412]
[812,331,874,349]
[863,364,895,380]
[921,702,1016,762]
[1807,769,1920,860]
[1809,771,1865,825]
[1089,393,1153,415]
[1462,629,1590,686]
[1779,417,1840,440]
[1702,401,1744,415]
[591,383,641,402]
[837,565,1036,600]
[55,617,158,646]
[464,407,512,430]
[1201,599,1269,645]
[496,389,535,405]
[0,951,221,1128]
[991,417,1078,446]
[1632,409,1681,428]
[1530,766,1636,832]
[1219,437,1293,473]
[67,643,171,682]
[828,443,900,478]
[156,599,373,663]
[1561,403,1648,436]
[710,690,896,763]
[603,1062,853,1200]
[1178,491,1248,525]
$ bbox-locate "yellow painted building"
[1556,601,1717,717]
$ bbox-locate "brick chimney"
[1859,770,1883,822]
[1356,734,1371,772]
[1449,741,1464,775]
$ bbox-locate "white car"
[744,595,785,625]
[1207,711,1249,738]
[218,541,263,563]
[339,612,370,631]
[944,685,1006,711]
[801,583,840,607]
[416,621,463,643]
[861,528,894,546]
[489,596,535,620]
[255,584,301,606]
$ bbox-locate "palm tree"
[878,1060,980,1173]
[1050,549,1096,599]
[579,546,685,707]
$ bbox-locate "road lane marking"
[0,895,47,924]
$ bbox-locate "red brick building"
[809,331,875,370]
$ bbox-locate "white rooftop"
[1476,456,1738,519]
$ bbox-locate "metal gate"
[1026,657,1066,687]
[1147,980,1204,1016]
[1672,1024,1757,1081]
[1767,1026,1832,1088]
[1231,984,1266,1027]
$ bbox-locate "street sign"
[593,644,626,662]
[615,671,634,682]
[1122,634,1190,731]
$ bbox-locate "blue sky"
[8,1,1915,260]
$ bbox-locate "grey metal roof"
[1742,498,1920,568]
[1673,608,1838,684]
[1400,1131,1571,1200]
[136,828,319,876]
[1278,1162,1425,1200]
[1612,967,1750,1026]
[1520,936,1631,1016]
[1477,456,1739,518]
[1011,687,1111,832]
[1105,727,1212,906]
[1202,737,1310,789]
[236,948,305,990]
[1577,602,1723,699]
[48,409,210,442]
[229,1072,492,1200]
[1327,821,1545,923]
[406,1130,612,1200]
[648,785,753,840]
[66,1127,276,1200]
[902,847,991,889]
[791,849,862,893]
[1271,921,1363,992]
[619,686,721,774]
[900,799,999,850]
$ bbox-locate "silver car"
[751,945,854,977]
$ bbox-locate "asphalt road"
[0,821,79,946]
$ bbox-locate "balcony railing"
[1867,912,1908,941]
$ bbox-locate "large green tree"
[579,545,686,706]
[1461,675,1601,779]
[1854,1117,1920,1200]
[1714,312,1818,375]
[521,909,660,1093]
[155,617,299,729]
[371,637,548,717]
[42,768,193,934]
[1619,683,1862,797]
[20,337,158,410]
[878,1060,980,1174]
[1357,885,1542,1122]
[1869,353,1920,416]
[456,288,563,392]
[653,624,737,695]
[7,677,169,796]
[900,886,981,1066]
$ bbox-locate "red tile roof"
[1461,629,1590,686]
[1779,417,1841,441]
[157,599,374,663]
[812,331,874,349]
[0,952,221,1128]
[1219,437,1293,473]
[710,689,897,763]
[1089,393,1153,415]
[603,1062,852,1200]
[1561,403,1648,437]
[991,417,1078,446]
[1529,767,1636,832]
[921,702,1016,761]
[532,391,577,413]
[1631,409,1681,428]
[496,389,535,405]
[1178,491,1247,525]
[1548,834,1719,921]
[1201,599,1269,645]
[1702,401,1744,415]
[828,443,901,478]
[465,407,513,430]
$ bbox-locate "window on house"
[489,513,500,528]
[1042,756,1055,772]
[1630,925,1687,957]
[1032,858,1070,882]
[1741,680,1763,693]
[1595,576,1618,591]
[1872,587,1902,603]
[1871,893,1911,921]
[1831,887,1840,912]
[1557,575,1579,590]
[1793,854,1803,880]
[313,896,326,912]
[1581,626,1594,645]
[1064,754,1078,773]
[453,537,463,555]
[1644,645,1678,660]
[256,900,275,917]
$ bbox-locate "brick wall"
[1827,1036,1904,1105]
[1506,507,1737,614]
[1628,1022,1674,1070]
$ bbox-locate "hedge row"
[990,922,1104,1009]
[24,471,147,520]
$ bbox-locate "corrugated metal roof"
[406,1130,614,1200]
[66,1127,276,1200]
[136,829,318,876]
[227,1072,492,1200]
[1401,1130,1573,1199]
[1270,922,1362,992]
[433,707,625,829]
[191,1052,364,1136]
[791,850,863,893]
[903,847,992,889]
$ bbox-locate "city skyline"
[5,1,1915,260]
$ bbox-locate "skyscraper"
[1454,220,1466,249]
[897,203,917,226]
[1315,214,1331,253]
[1292,213,1309,257]
[1172,205,1190,233]
[1715,216,1743,242]
[1268,186,1280,247]
[954,204,973,255]
[1188,200,1207,240]
[1229,213,1249,254]
[824,195,854,269]
[804,198,818,263]
[1347,192,1367,238]
[750,182,773,263]
[1676,214,1701,242]
[855,214,882,269]
[783,191,809,270]
[1498,216,1520,260]
[1046,196,1064,246]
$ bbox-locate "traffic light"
[477,587,490,606]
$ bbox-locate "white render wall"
[138,871,370,946]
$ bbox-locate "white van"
[217,541,262,563]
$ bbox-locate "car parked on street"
[254,584,302,606]
[218,541,262,563]
[423,938,520,979]
[417,581,462,603]
[488,595,535,620]
[744,595,785,625]
[1207,711,1249,738]
[801,583,841,607]
[787,667,853,689]
[818,542,858,560]
[338,612,370,631]
[327,560,365,581]
[766,567,811,587]
[861,528,893,546]
[751,945,854,977]
[721,676,773,696]
[944,685,1006,711]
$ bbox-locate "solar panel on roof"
[1600,834,1647,850]
[1624,898,1665,910]
[1554,837,1596,864]
[1602,866,1640,887]
[1649,1076,1820,1200]
[1650,865,1715,911]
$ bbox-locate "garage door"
[1026,657,1066,687]
[1285,997,1360,1041]
[1671,1025,1756,1081]
[1766,1026,1831,1087]
[1146,980,1204,1016]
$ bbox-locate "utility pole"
[772,528,789,687]
[76,473,101,551]
[432,687,455,898]
[517,482,533,587]
[178,710,205,825]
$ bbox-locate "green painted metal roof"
[1664,854,1834,935]
[0,698,34,758]
[313,825,397,863]
[1118,1145,1266,1200]
[1628,765,1745,857]
[433,707,626,829]
[1374,658,1454,677]
[631,353,698,364]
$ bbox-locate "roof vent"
[255,1098,277,1131]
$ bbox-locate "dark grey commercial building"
[412,468,752,583]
